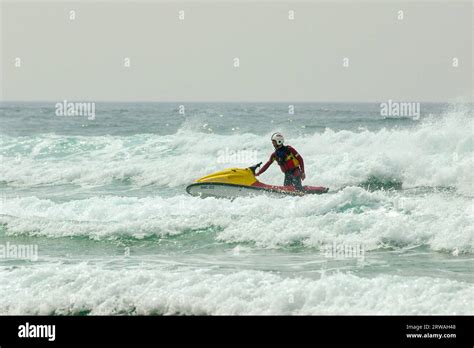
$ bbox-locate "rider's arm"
[256,154,275,176]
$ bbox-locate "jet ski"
[186,162,329,198]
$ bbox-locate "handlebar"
[248,162,262,174]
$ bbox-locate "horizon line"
[1,100,468,104]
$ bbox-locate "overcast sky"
[1,0,472,102]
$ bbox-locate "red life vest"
[274,146,300,173]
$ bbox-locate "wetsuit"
[257,145,305,191]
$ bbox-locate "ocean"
[0,102,472,315]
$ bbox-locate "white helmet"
[271,132,284,146]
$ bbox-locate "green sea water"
[0,102,472,314]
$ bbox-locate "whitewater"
[0,102,472,315]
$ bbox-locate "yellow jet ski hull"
[186,163,329,198]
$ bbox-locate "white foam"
[0,263,471,315]
[0,109,472,194]
[1,187,472,253]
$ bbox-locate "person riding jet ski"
[255,132,306,191]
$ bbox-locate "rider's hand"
[301,172,306,181]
